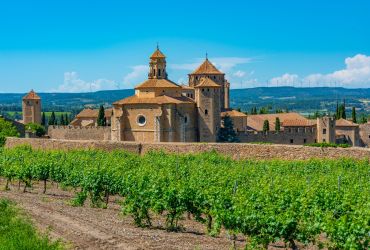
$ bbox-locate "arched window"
[205,109,208,115]
[158,69,161,76]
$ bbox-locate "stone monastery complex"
[21,47,370,147]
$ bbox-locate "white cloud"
[270,54,370,88]
[122,65,148,88]
[233,70,246,78]
[170,57,252,73]
[211,57,252,73]
[270,73,299,85]
[53,72,118,93]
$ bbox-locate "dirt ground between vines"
[0,179,321,250]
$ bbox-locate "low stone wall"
[5,137,370,160]
[5,137,140,154]
[48,126,111,141]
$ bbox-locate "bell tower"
[22,90,42,124]
[148,46,168,79]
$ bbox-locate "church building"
[111,47,230,142]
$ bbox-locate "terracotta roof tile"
[135,79,181,89]
[150,49,166,59]
[282,119,316,127]
[194,78,221,88]
[180,85,194,90]
[247,112,308,131]
[76,108,113,118]
[221,110,247,117]
[190,59,224,75]
[336,118,359,127]
[23,90,41,100]
[113,95,195,105]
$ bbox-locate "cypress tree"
[335,101,339,119]
[41,112,46,126]
[48,112,56,125]
[97,105,106,126]
[351,107,357,123]
[275,117,281,132]
[360,115,367,124]
[65,113,69,125]
[263,119,270,133]
[217,115,239,142]
[60,114,65,125]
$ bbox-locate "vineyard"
[0,146,369,250]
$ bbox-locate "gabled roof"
[282,119,316,127]
[150,48,166,59]
[221,110,247,117]
[23,90,41,100]
[336,118,359,127]
[180,85,194,90]
[135,79,181,89]
[113,95,195,105]
[247,112,308,131]
[190,59,224,75]
[194,77,221,88]
[76,108,113,118]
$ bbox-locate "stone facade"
[110,48,229,143]
[359,122,370,147]
[5,137,369,160]
[22,90,41,124]
[48,126,111,141]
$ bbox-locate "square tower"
[22,90,42,124]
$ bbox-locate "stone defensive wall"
[48,126,111,141]
[5,137,370,161]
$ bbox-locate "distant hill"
[0,87,369,116]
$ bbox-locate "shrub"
[25,123,46,137]
[305,142,350,148]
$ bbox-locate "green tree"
[275,117,281,132]
[25,123,46,137]
[41,112,46,126]
[48,112,56,126]
[351,107,357,123]
[360,115,368,124]
[217,115,239,142]
[97,105,106,126]
[60,114,65,125]
[64,114,69,125]
[0,117,19,146]
[263,119,270,133]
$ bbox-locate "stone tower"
[317,116,336,143]
[22,90,41,124]
[148,46,168,79]
[195,78,221,142]
[189,57,230,110]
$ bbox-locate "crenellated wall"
[48,126,111,141]
[5,137,369,160]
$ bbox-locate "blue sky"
[0,0,369,93]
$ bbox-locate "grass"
[0,198,63,250]
[304,142,350,148]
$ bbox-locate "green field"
[0,147,369,249]
[0,198,63,250]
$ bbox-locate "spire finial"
[156,42,159,50]
[206,52,208,60]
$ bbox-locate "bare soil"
[0,179,319,250]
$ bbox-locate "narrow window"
[323,129,327,134]
[158,69,161,76]
[205,109,208,115]
[184,116,188,124]
[290,139,294,144]
[323,139,326,142]
[303,138,307,143]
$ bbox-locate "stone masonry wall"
[5,137,369,160]
[48,126,111,141]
